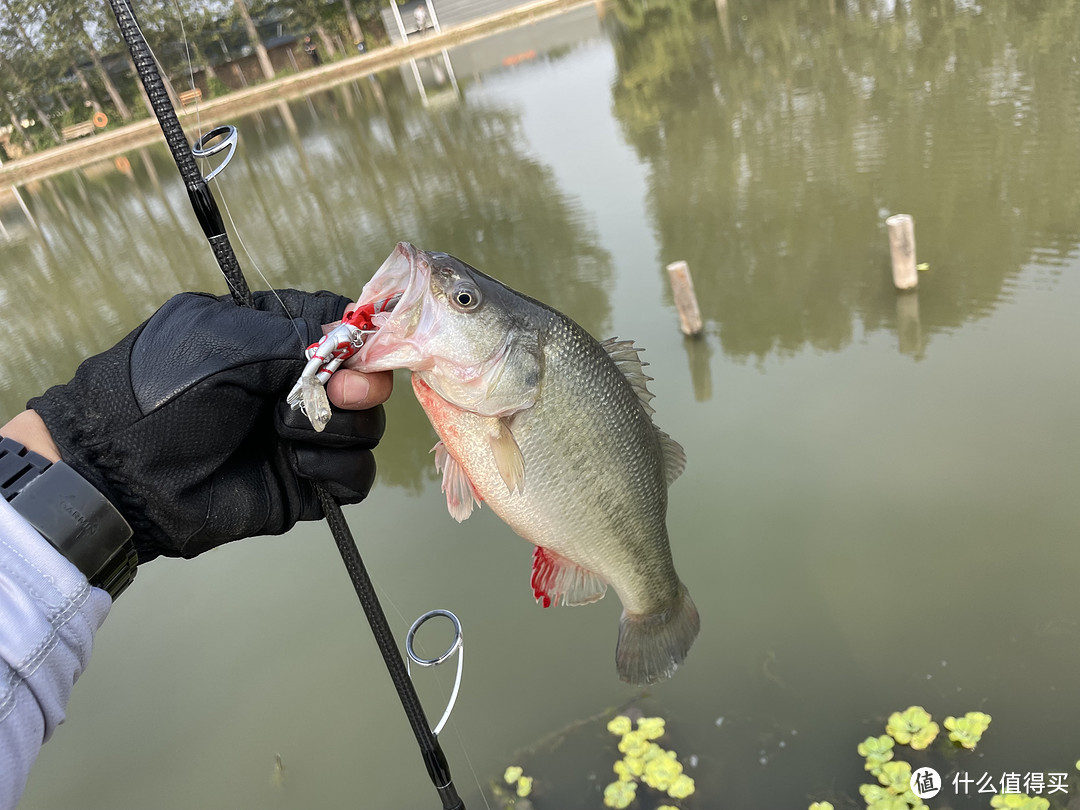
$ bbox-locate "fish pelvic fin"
[616,583,700,686]
[434,441,482,522]
[531,546,608,608]
[488,418,525,494]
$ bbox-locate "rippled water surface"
[6,2,1080,808]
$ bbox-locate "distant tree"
[51,0,134,120]
[232,0,275,80]
[342,0,364,48]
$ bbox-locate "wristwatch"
[0,437,138,599]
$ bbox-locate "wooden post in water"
[886,214,918,290]
[666,260,703,337]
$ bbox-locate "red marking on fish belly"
[413,376,485,508]
[412,375,464,443]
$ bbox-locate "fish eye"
[451,285,481,311]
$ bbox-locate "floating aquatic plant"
[859,784,892,804]
[813,706,997,810]
[885,706,939,750]
[618,729,651,758]
[612,759,636,782]
[604,712,695,806]
[943,711,991,750]
[602,778,637,809]
[667,773,696,799]
[865,795,910,810]
[858,734,895,775]
[876,760,912,794]
[637,716,666,740]
[501,765,532,799]
[990,794,1050,810]
[642,753,683,791]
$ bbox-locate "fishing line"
[170,0,202,135]
[106,2,467,807]
[211,176,306,348]
[110,0,252,305]
[153,0,303,347]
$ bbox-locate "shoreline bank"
[0,0,596,189]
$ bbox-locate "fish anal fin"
[531,546,608,608]
[433,441,482,522]
[488,418,525,494]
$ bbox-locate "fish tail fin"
[616,583,700,686]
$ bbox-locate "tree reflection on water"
[607,0,1080,361]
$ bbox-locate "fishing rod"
[103,2,466,807]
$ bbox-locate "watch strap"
[0,437,137,598]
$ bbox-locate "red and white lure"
[286,295,399,431]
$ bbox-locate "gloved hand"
[28,290,387,563]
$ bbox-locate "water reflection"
[606,0,1080,363]
[0,69,613,493]
[6,4,1080,809]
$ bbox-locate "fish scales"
[421,310,677,614]
[350,242,699,685]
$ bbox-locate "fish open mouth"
[353,242,422,324]
[345,241,435,371]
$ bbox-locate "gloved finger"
[133,293,365,412]
[136,293,323,372]
[291,444,377,504]
[276,401,385,449]
[245,289,350,326]
[327,368,394,410]
[217,289,353,357]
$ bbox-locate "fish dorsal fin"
[600,337,686,487]
[657,429,686,486]
[434,441,482,522]
[531,546,608,608]
[600,337,655,416]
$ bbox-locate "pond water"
[6,1,1080,808]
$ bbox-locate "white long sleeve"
[0,497,111,809]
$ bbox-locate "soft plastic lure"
[286,295,399,431]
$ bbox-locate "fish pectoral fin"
[531,546,608,608]
[488,418,525,495]
[434,441,481,522]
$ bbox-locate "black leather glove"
[28,290,384,563]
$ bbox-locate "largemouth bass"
[350,243,699,685]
